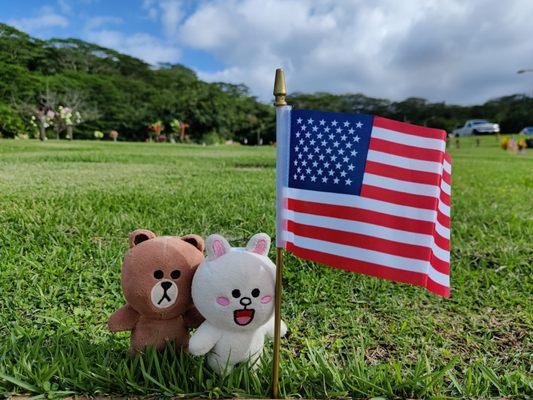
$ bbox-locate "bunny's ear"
[206,234,232,260]
[129,229,156,248]
[245,233,271,256]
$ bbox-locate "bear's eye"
[153,270,164,279]
[171,270,181,279]
[251,288,260,297]
[231,289,241,298]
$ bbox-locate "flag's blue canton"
[288,110,374,195]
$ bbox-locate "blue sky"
[3,0,533,104]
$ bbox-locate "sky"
[2,0,533,104]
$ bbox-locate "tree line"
[1,23,532,143]
[0,24,274,143]
[287,93,533,135]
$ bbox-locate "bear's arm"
[188,322,222,356]
[183,306,205,329]
[108,304,139,332]
[263,316,287,339]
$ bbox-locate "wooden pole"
[272,68,287,399]
[272,247,284,398]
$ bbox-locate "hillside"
[0,23,274,142]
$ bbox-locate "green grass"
[0,137,531,398]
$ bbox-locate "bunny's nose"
[161,281,172,290]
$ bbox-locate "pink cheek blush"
[260,295,272,304]
[216,296,230,306]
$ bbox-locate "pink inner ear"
[212,240,225,258]
[252,239,267,255]
[216,296,230,306]
[260,295,272,304]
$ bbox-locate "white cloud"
[142,0,161,21]
[8,6,69,33]
[160,0,185,37]
[172,0,533,104]
[86,29,180,65]
[57,0,72,14]
[84,16,123,31]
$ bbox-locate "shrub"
[0,103,27,138]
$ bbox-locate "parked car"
[519,127,533,135]
[452,119,500,136]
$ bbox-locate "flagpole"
[272,68,287,399]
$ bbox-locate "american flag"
[276,108,451,297]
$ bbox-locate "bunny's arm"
[264,316,287,339]
[108,304,139,332]
[188,321,221,356]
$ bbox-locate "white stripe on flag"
[443,159,452,174]
[435,221,450,240]
[283,231,450,287]
[284,187,437,222]
[372,126,446,151]
[438,200,450,217]
[367,150,443,174]
[441,180,451,195]
[431,239,450,263]
[286,210,432,247]
[363,173,440,197]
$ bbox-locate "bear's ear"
[129,229,156,248]
[245,233,271,256]
[206,234,231,261]
[181,234,205,252]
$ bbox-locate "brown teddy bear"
[108,229,205,355]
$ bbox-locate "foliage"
[0,139,531,398]
[3,23,533,143]
[0,103,26,138]
[288,93,533,133]
[0,23,275,142]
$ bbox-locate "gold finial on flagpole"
[274,68,287,106]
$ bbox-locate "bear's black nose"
[161,281,172,290]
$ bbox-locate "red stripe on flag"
[361,184,438,210]
[373,116,446,140]
[430,253,450,275]
[440,191,451,206]
[442,170,451,184]
[285,241,449,297]
[425,277,450,298]
[287,198,436,235]
[437,212,450,228]
[433,231,450,250]
[369,138,444,162]
[365,160,441,186]
[287,220,430,261]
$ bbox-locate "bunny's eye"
[251,288,260,297]
[232,289,241,298]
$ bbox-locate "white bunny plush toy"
[189,233,287,374]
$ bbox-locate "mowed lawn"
[0,137,531,398]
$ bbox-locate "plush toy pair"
[108,229,286,373]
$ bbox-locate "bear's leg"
[175,322,189,352]
[131,328,167,354]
